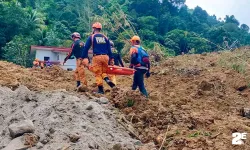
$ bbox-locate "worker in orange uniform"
[40,61,44,69]
[108,40,124,85]
[63,32,88,89]
[33,58,40,68]
[82,22,115,94]
[129,36,150,98]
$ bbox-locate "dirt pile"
[108,50,250,149]
[2,48,250,149]
[0,61,76,91]
[0,85,142,150]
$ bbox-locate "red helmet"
[71,32,81,39]
[92,22,102,29]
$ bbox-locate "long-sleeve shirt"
[82,33,113,59]
[111,48,124,67]
[64,40,84,61]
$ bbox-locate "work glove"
[145,72,150,78]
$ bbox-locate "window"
[44,57,50,61]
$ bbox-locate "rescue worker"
[45,59,52,67]
[40,61,44,69]
[129,36,150,98]
[33,58,40,68]
[63,32,88,88]
[82,22,115,94]
[108,40,124,85]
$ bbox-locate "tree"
[240,24,249,32]
[225,15,240,26]
[3,35,36,67]
[164,29,188,55]
[1,0,250,65]
[192,6,208,23]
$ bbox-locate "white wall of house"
[35,50,76,70]
[58,52,76,70]
[36,50,57,61]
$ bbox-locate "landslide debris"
[0,85,141,150]
[2,48,250,149]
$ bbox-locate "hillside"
[1,48,250,149]
[1,0,250,67]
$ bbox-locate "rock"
[99,97,109,104]
[86,104,93,110]
[198,81,214,91]
[134,140,142,146]
[39,134,50,144]
[240,108,250,119]
[68,133,80,143]
[2,136,29,150]
[113,143,122,150]
[49,128,55,134]
[36,142,44,149]
[8,120,35,138]
[88,141,99,149]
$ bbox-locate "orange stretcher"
[107,66,135,75]
[88,65,135,75]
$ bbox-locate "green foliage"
[1,0,250,67]
[127,99,135,107]
[232,63,246,74]
[3,35,36,67]
[189,131,211,138]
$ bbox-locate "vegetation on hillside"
[1,0,250,66]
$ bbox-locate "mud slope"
[109,48,250,150]
[1,48,250,149]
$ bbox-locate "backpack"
[133,46,150,66]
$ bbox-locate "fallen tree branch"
[210,132,222,139]
[158,125,169,150]
[117,119,141,140]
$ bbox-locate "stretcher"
[88,65,135,75]
[107,66,135,75]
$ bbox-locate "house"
[30,46,93,70]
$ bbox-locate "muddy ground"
[1,48,250,149]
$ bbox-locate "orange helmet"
[71,32,81,39]
[130,36,140,42]
[92,22,102,29]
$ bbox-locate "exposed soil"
[1,48,250,149]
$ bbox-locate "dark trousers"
[132,69,148,97]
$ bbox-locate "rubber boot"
[104,77,115,88]
[98,86,104,94]
[76,81,81,87]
